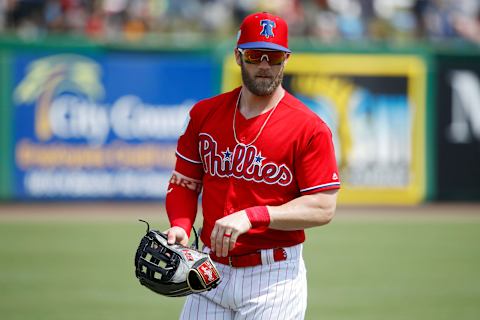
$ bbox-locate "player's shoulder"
[189,87,240,118]
[282,91,330,132]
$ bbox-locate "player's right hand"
[210,210,252,257]
[164,226,189,246]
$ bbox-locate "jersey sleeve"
[295,124,340,195]
[175,105,204,180]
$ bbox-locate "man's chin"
[242,74,278,96]
[253,81,273,92]
[253,88,275,96]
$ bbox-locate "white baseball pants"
[180,244,307,320]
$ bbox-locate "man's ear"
[283,53,291,67]
[234,49,242,66]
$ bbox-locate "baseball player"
[165,12,340,319]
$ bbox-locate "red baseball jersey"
[173,87,340,255]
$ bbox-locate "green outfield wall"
[0,36,479,202]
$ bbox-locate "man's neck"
[239,86,285,119]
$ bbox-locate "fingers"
[228,232,239,252]
[165,227,188,246]
[210,211,251,257]
[210,226,233,257]
[167,230,176,245]
[220,229,234,257]
[209,227,218,250]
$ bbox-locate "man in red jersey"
[165,11,340,319]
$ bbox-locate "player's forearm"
[165,171,202,236]
[165,188,198,235]
[266,189,338,230]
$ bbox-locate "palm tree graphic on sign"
[14,54,104,141]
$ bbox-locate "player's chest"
[197,112,296,186]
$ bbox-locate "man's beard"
[241,61,284,96]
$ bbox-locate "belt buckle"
[228,256,233,267]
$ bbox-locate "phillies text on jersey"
[198,133,293,186]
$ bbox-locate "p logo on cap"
[260,20,275,38]
[237,12,291,53]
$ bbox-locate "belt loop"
[267,249,275,264]
[228,256,233,267]
[260,249,268,265]
[261,249,274,265]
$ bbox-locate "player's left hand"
[210,211,252,257]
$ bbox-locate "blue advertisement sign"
[12,52,217,199]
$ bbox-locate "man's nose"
[258,58,271,68]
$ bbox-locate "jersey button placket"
[224,177,235,216]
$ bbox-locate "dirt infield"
[0,201,479,222]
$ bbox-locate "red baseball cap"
[236,12,291,53]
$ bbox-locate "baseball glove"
[134,220,221,297]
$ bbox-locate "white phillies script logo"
[199,133,292,186]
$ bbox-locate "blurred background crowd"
[0,0,479,45]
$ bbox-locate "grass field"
[0,204,479,320]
